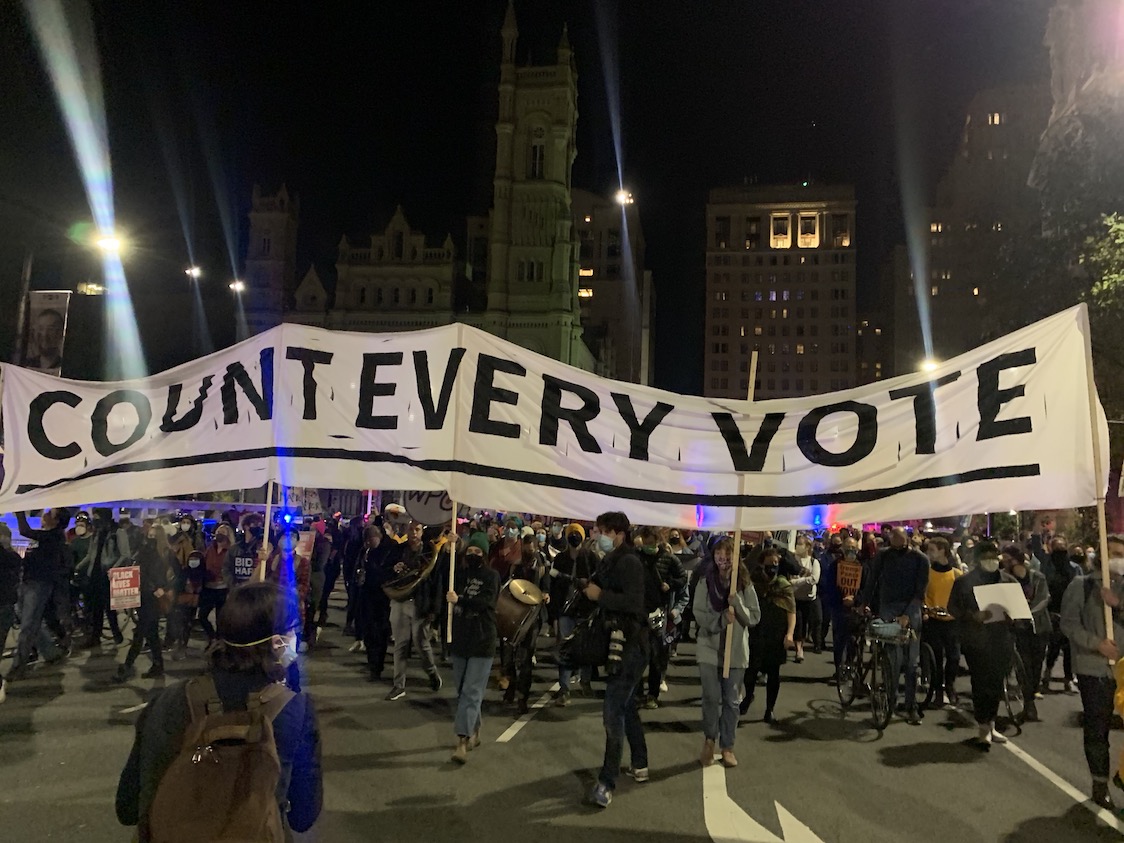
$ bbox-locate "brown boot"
[721,748,738,768]
[452,737,468,765]
[700,738,716,767]
[469,729,481,750]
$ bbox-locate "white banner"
[0,306,1108,529]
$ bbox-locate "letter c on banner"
[91,390,153,457]
[797,400,878,467]
[28,391,82,460]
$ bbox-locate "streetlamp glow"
[185,266,202,279]
[95,232,123,255]
[229,279,245,293]
[615,189,634,205]
[919,358,940,373]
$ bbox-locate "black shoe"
[113,665,134,683]
[1024,704,1040,723]
[906,707,922,726]
[1093,782,1114,811]
[429,671,443,692]
[739,694,753,716]
[812,645,823,655]
[112,632,124,645]
[141,665,165,679]
[343,624,354,637]
[503,687,515,705]
[763,709,775,724]
[517,698,530,716]
[5,665,30,683]
[369,670,384,682]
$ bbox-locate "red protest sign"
[109,566,142,611]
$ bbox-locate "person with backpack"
[116,581,322,841]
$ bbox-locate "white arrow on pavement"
[703,760,825,843]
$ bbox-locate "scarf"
[705,559,730,613]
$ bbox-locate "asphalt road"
[2,599,1123,843]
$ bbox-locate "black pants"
[1077,675,1115,781]
[1013,627,1048,698]
[747,663,782,712]
[123,606,163,671]
[319,558,341,622]
[922,620,960,702]
[1045,619,1073,680]
[363,597,391,677]
[962,643,1007,725]
[197,588,227,641]
[503,629,537,699]
[86,572,121,640]
[795,598,822,646]
[646,629,669,699]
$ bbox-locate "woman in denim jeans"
[693,537,761,768]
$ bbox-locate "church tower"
[483,2,589,367]
[244,184,299,335]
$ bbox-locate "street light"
[919,358,940,373]
[185,266,202,279]
[229,279,245,292]
[95,231,124,255]
[615,189,634,205]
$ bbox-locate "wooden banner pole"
[723,350,758,679]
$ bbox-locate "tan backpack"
[146,676,296,843]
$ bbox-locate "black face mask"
[567,534,582,548]
[763,565,778,579]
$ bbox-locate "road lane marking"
[1002,740,1124,833]
[703,757,825,842]
[495,682,560,743]
[117,703,148,714]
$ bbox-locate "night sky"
[0,0,1052,390]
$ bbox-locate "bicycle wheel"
[1003,650,1028,724]
[917,642,936,711]
[870,647,895,731]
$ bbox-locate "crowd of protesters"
[2,502,1122,824]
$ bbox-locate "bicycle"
[837,615,917,730]
[1002,645,1029,725]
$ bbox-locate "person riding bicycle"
[856,527,928,726]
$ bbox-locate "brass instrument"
[382,534,448,601]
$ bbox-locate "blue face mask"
[597,534,615,554]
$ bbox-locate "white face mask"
[75,524,88,537]
[275,633,299,669]
[180,521,192,532]
[979,558,1001,573]
[1109,557,1124,578]
[188,557,201,569]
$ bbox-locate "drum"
[496,578,543,645]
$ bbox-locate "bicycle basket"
[870,620,909,642]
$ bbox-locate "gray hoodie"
[1059,573,1124,679]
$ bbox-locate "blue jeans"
[883,607,921,710]
[599,640,648,789]
[452,655,492,738]
[557,615,591,690]
[699,663,744,749]
[12,579,63,671]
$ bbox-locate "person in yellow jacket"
[923,537,962,710]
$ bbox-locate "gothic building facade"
[262,2,602,374]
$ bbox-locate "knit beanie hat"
[467,531,490,554]
[565,523,586,541]
[521,526,535,538]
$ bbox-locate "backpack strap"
[248,681,297,722]
[185,675,224,720]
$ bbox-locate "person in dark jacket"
[447,532,500,763]
[635,525,687,710]
[0,522,21,701]
[857,527,929,724]
[948,541,1016,749]
[386,521,442,701]
[115,525,175,682]
[358,524,395,681]
[1001,544,1050,722]
[584,511,649,809]
[116,581,322,840]
[8,508,73,681]
[553,523,595,703]
[1041,536,1081,693]
[503,534,550,714]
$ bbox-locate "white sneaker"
[659,680,668,694]
[977,723,992,746]
[990,726,1008,745]
[0,679,6,704]
[348,640,364,653]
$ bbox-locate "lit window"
[578,287,594,299]
[874,328,882,335]
[768,290,777,301]
[771,214,791,249]
[972,287,980,296]
[584,215,591,223]
[796,343,805,355]
[930,222,943,233]
[579,267,594,277]
[798,214,819,248]
[931,285,939,297]
[754,326,763,336]
[988,112,1002,125]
